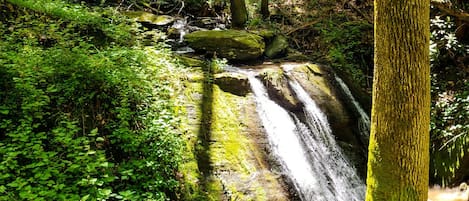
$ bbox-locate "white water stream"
[245,71,365,201]
[334,76,370,145]
[288,79,365,201]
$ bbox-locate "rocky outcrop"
[178,69,292,200]
[286,63,358,143]
[180,61,368,199]
[176,55,205,67]
[258,68,302,111]
[184,30,265,60]
[285,62,367,177]
[214,72,250,96]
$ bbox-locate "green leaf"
[0,109,9,115]
[81,194,90,201]
[88,128,98,136]
[100,188,112,197]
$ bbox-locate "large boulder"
[214,72,250,96]
[184,30,265,61]
[264,35,289,58]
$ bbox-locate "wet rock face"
[287,63,357,143]
[184,30,265,61]
[252,62,368,181]
[258,69,303,112]
[214,72,251,96]
[286,63,367,177]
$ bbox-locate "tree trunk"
[365,0,431,200]
[260,0,269,19]
[230,0,247,29]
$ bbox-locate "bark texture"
[261,0,269,19]
[230,0,247,29]
[365,0,431,200]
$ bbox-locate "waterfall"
[334,76,370,145]
[246,72,365,201]
[289,79,365,201]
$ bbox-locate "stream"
[334,76,371,146]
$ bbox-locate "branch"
[346,1,373,24]
[286,20,320,35]
[432,1,469,23]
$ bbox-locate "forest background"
[0,0,468,200]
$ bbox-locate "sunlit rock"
[428,183,469,201]
[214,72,250,96]
[184,30,265,61]
[176,55,205,67]
[123,11,175,26]
[286,63,356,142]
[258,68,302,111]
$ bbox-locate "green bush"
[6,0,135,45]
[430,86,469,185]
[321,20,373,89]
[0,8,181,201]
[429,14,469,185]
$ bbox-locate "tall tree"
[260,0,269,19]
[365,0,431,200]
[230,0,247,29]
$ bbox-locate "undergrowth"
[5,0,134,45]
[429,15,469,185]
[0,2,182,200]
[320,19,373,90]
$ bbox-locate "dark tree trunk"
[230,0,247,29]
[260,0,269,19]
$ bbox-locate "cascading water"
[247,74,320,200]
[245,70,365,201]
[288,79,365,201]
[334,76,370,145]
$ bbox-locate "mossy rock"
[265,35,289,58]
[184,30,265,61]
[214,72,250,96]
[249,29,275,40]
[176,55,206,67]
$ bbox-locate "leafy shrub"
[429,14,469,185]
[430,81,469,185]
[321,20,373,89]
[6,0,135,45]
[0,7,181,201]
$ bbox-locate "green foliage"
[429,14,469,185]
[0,5,182,201]
[72,0,210,15]
[320,19,373,89]
[430,81,469,185]
[6,0,135,44]
[209,58,227,74]
[429,16,468,67]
